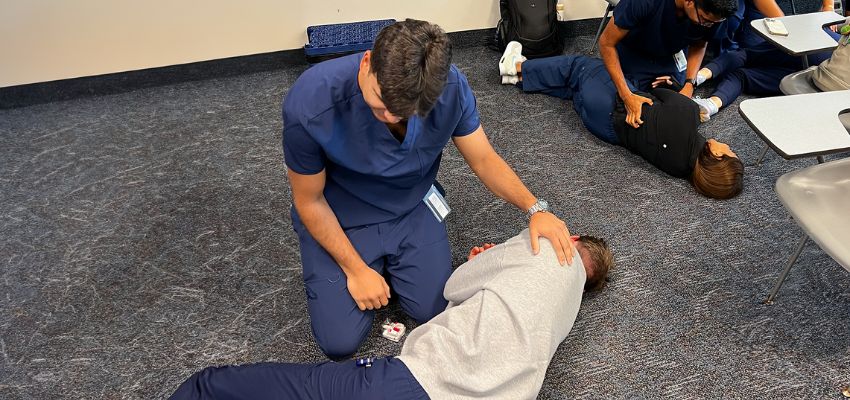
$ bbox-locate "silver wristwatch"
[526,199,550,219]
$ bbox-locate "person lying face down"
[497,48,744,200]
[169,229,614,400]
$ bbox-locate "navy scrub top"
[613,0,718,87]
[614,0,717,60]
[282,53,481,228]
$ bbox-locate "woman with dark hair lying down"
[499,42,744,199]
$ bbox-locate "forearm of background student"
[453,127,537,212]
[287,169,369,276]
[753,0,785,17]
[821,0,834,10]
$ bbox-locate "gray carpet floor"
[2,35,849,399]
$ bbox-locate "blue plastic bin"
[304,19,396,62]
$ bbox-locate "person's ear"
[361,50,372,73]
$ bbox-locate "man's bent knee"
[313,324,370,360]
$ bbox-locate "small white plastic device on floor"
[381,319,406,342]
[764,18,789,36]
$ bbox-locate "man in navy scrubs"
[597,0,737,128]
[282,19,574,359]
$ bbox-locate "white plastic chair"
[779,67,850,131]
[765,156,850,303]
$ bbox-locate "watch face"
[539,199,549,210]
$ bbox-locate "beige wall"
[0,0,607,88]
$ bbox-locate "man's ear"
[361,50,372,73]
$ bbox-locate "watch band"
[526,199,549,219]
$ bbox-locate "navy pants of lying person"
[518,55,638,144]
[170,357,429,400]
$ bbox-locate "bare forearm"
[470,152,536,211]
[294,198,366,275]
[600,44,632,99]
[753,0,785,17]
[685,42,707,80]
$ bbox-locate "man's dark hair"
[698,0,738,19]
[370,19,452,118]
[577,236,614,292]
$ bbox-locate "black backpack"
[494,0,563,59]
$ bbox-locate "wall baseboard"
[0,21,601,109]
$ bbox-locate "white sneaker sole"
[501,75,519,85]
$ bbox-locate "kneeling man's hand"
[529,212,574,266]
[347,266,391,311]
[624,93,653,128]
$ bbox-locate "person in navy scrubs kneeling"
[597,0,737,128]
[282,19,576,359]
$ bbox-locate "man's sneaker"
[692,97,719,122]
[499,41,524,76]
[501,75,519,85]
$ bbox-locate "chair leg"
[764,235,808,304]
[590,6,613,54]
[754,144,770,166]
[790,0,797,14]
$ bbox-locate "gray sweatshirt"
[398,229,586,400]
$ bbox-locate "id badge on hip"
[673,50,688,72]
[423,184,450,222]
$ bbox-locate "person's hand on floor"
[529,212,574,265]
[346,265,391,311]
[624,92,653,128]
[467,243,496,261]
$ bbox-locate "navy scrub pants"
[170,357,430,400]
[291,201,451,359]
[705,29,839,106]
[520,55,638,144]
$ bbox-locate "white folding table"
[739,90,850,161]
[751,12,846,68]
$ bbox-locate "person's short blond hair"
[577,236,614,291]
